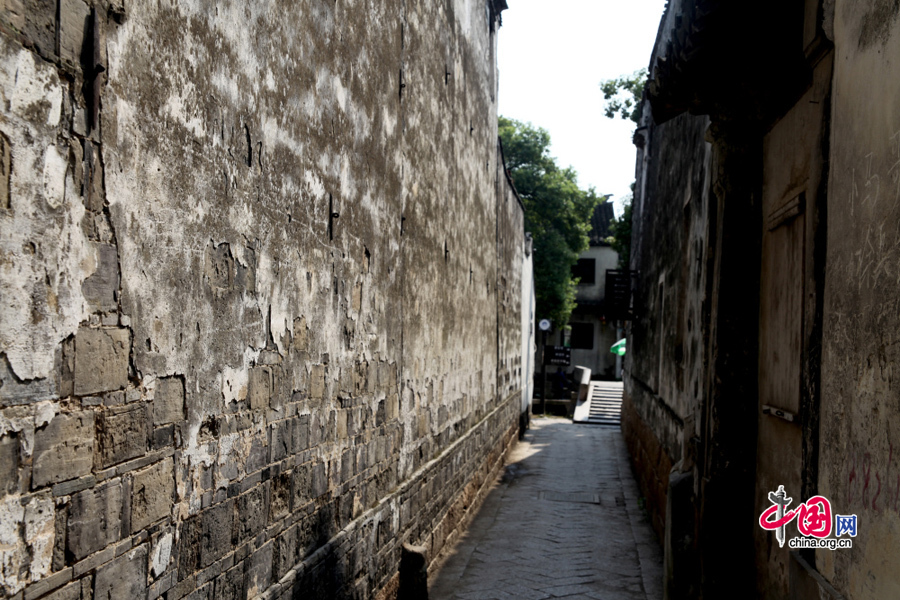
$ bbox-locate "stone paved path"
[430,417,663,600]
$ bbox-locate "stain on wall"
[628,0,900,598]
[623,106,712,541]
[818,2,900,597]
[0,1,526,598]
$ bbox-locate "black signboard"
[543,345,571,366]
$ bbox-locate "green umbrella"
[610,338,626,356]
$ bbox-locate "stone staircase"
[572,381,623,425]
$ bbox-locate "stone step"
[573,381,623,424]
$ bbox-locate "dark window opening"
[569,322,594,350]
[604,269,638,321]
[572,258,596,285]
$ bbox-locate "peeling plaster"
[150,532,173,578]
[0,492,54,595]
[0,39,94,381]
[0,1,523,597]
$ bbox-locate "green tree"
[606,196,632,269]
[600,69,645,271]
[600,68,647,124]
[499,116,604,328]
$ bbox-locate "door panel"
[756,205,805,599]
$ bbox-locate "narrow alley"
[430,419,663,600]
[4,0,899,598]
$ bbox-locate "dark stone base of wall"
[424,405,520,579]
[377,403,519,600]
[258,393,521,600]
[621,390,672,543]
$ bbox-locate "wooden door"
[756,192,806,598]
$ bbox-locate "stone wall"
[817,2,900,596]
[0,1,525,599]
[623,104,712,542]
[631,0,900,598]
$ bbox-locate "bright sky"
[497,0,667,217]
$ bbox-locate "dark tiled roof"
[647,0,809,125]
[589,202,615,246]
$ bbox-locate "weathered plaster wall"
[623,105,712,540]
[496,147,525,406]
[574,245,617,304]
[630,0,900,597]
[818,2,900,597]
[0,1,525,599]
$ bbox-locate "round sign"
[538,319,551,331]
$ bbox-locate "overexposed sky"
[497,0,666,217]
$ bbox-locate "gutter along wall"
[0,1,526,599]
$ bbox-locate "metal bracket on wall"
[762,404,797,423]
[767,191,805,231]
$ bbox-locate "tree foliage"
[600,68,647,124]
[600,70,645,272]
[499,116,604,328]
[606,196,632,270]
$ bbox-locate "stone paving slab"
[430,417,663,600]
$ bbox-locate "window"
[569,322,594,350]
[572,258,596,285]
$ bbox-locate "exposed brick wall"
[621,386,673,543]
[0,1,525,599]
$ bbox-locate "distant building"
[567,202,620,379]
